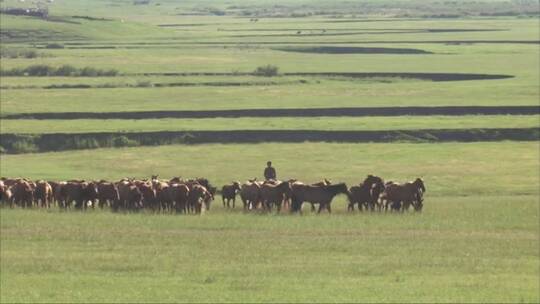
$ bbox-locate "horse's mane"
[413,178,425,191]
[324,183,348,194]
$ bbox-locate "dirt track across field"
[126,72,513,81]
[58,40,539,46]
[275,46,433,54]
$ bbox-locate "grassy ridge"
[2,79,538,114]
[2,116,538,134]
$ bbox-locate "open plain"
[0,0,539,302]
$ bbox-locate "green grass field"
[1,142,539,302]
[2,78,538,114]
[1,195,538,303]
[0,0,539,302]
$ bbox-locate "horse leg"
[290,198,300,213]
[394,201,402,212]
[317,203,323,214]
[403,200,411,212]
[327,203,332,213]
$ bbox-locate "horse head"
[364,174,383,187]
[170,177,182,184]
[331,183,349,195]
[278,180,292,196]
[414,178,426,193]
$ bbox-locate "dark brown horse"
[222,181,241,208]
[97,181,120,209]
[381,178,425,212]
[291,183,349,213]
[347,175,384,212]
[116,181,143,211]
[137,182,157,210]
[240,180,262,210]
[63,181,98,210]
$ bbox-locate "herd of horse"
[0,175,425,214]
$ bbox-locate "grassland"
[0,0,539,302]
[1,142,539,302]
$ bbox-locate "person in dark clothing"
[264,161,276,181]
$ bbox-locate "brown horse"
[240,180,262,210]
[169,183,190,214]
[10,180,33,208]
[289,179,333,212]
[34,180,53,208]
[137,182,157,210]
[291,183,349,213]
[260,181,292,212]
[151,181,171,212]
[381,178,425,212]
[116,181,143,211]
[188,184,212,214]
[0,181,12,205]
